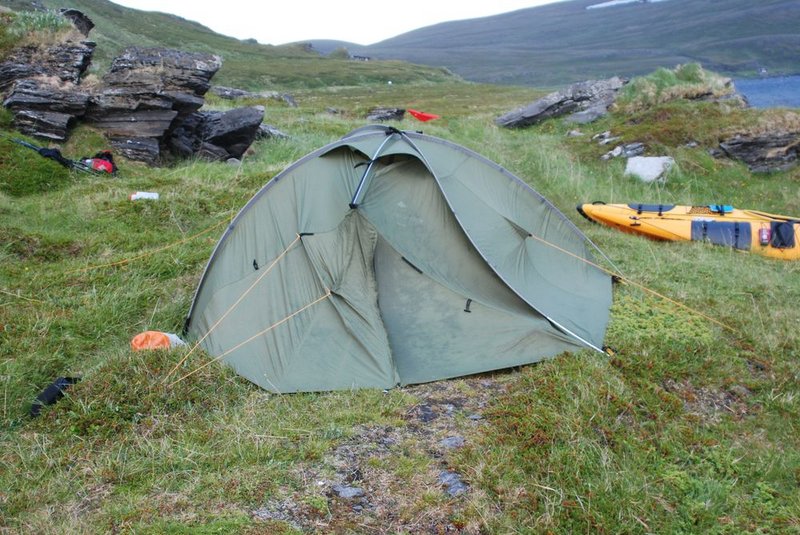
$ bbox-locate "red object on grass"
[408,109,440,122]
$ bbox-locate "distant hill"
[337,0,800,87]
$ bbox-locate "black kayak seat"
[627,203,676,215]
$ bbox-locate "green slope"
[0,0,456,89]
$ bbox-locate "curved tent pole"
[349,128,400,208]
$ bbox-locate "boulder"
[59,9,94,37]
[438,471,469,497]
[3,78,90,140]
[624,156,674,183]
[201,106,265,159]
[210,86,296,107]
[496,76,626,128]
[210,86,260,100]
[331,485,365,499]
[566,105,609,125]
[257,123,289,140]
[366,107,405,121]
[602,142,645,160]
[165,112,204,158]
[717,131,800,173]
[166,106,265,161]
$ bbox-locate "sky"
[112,0,564,46]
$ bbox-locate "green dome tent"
[184,126,612,393]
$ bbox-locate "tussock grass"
[614,63,738,114]
[3,9,72,44]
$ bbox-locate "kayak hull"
[578,203,800,260]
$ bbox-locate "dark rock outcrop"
[111,137,161,163]
[0,40,95,140]
[257,123,289,140]
[85,47,222,163]
[210,86,298,108]
[3,78,90,140]
[210,86,260,100]
[2,42,267,164]
[495,76,626,128]
[717,131,800,173]
[201,106,265,159]
[366,107,405,122]
[0,41,95,95]
[166,106,265,161]
[59,8,94,37]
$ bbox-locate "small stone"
[440,436,465,449]
[439,470,469,496]
[468,413,483,420]
[622,142,645,158]
[598,135,621,146]
[417,404,437,422]
[366,106,405,121]
[332,484,365,499]
[601,145,623,160]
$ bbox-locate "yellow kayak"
[577,202,800,260]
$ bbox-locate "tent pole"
[349,132,398,208]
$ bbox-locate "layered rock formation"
[3,78,90,140]
[495,77,626,128]
[717,132,800,173]
[1,16,265,164]
[1,40,95,140]
[0,41,95,94]
[85,47,225,163]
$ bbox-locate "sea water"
[734,75,800,109]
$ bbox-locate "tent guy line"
[168,290,333,388]
[163,233,303,383]
[64,216,232,276]
[523,231,736,333]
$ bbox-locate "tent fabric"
[185,126,612,393]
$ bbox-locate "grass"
[1,59,800,533]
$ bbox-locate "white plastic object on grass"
[129,191,160,200]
